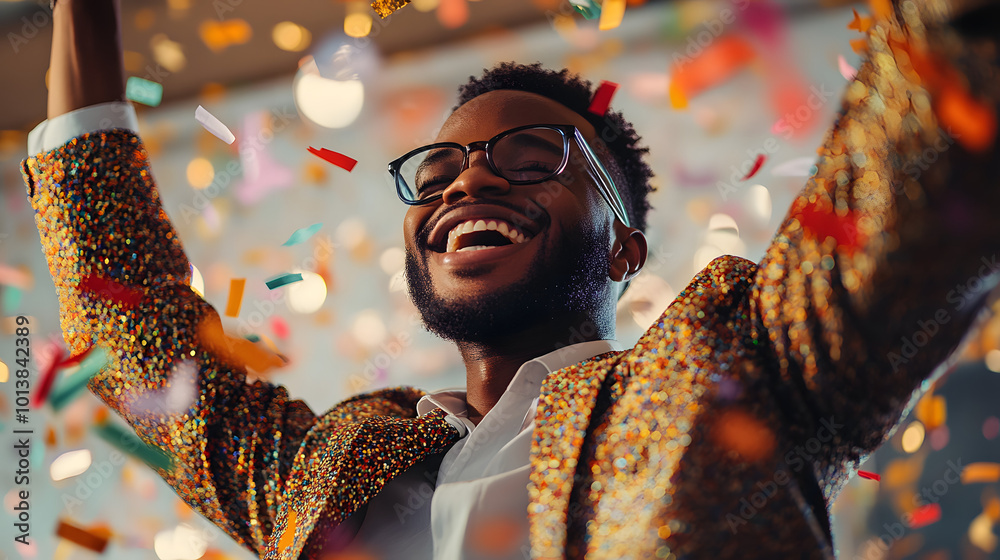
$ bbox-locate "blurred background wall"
[0,0,998,558]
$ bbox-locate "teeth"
[445,218,532,252]
[457,245,492,252]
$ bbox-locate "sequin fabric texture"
[22,0,1000,558]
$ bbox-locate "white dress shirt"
[28,104,623,560]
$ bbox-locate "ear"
[609,222,647,282]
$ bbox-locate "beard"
[404,219,612,344]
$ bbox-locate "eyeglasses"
[387,124,631,228]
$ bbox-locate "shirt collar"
[416,339,623,419]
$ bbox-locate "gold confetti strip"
[962,463,1000,484]
[371,0,411,18]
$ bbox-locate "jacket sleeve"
[22,129,317,554]
[750,0,1000,502]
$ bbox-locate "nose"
[440,149,511,204]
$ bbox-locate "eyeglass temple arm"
[573,130,631,228]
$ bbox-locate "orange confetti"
[712,409,776,461]
[598,0,626,31]
[197,318,285,375]
[469,515,526,556]
[199,19,252,52]
[868,0,892,20]
[670,36,756,100]
[961,463,1000,484]
[847,8,872,32]
[668,81,688,109]
[279,510,297,550]
[849,38,869,54]
[937,85,997,153]
[55,520,111,552]
[225,278,245,318]
[45,425,57,447]
[94,407,110,425]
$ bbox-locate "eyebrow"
[508,132,563,157]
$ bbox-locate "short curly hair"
[455,62,655,233]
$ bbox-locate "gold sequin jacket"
[22,1,1000,558]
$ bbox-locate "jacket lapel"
[529,350,623,559]
[264,407,460,559]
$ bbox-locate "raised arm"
[751,0,1000,501]
[24,1,317,553]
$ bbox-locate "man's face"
[403,90,619,343]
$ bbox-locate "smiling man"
[22,0,1000,559]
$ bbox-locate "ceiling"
[0,0,558,131]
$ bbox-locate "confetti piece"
[838,55,858,81]
[48,348,109,412]
[793,202,865,254]
[266,273,304,290]
[271,316,290,340]
[670,36,755,100]
[3,285,22,313]
[371,0,411,18]
[279,510,297,549]
[244,333,261,343]
[771,156,817,177]
[937,85,997,153]
[45,425,57,446]
[79,274,144,308]
[282,223,323,247]
[869,0,892,20]
[598,0,626,30]
[235,112,295,205]
[847,8,872,32]
[198,318,286,375]
[0,264,32,289]
[0,359,7,383]
[125,76,163,107]
[858,470,881,481]
[93,419,174,472]
[569,0,600,19]
[307,147,357,172]
[849,38,868,54]
[55,520,111,553]
[712,409,776,461]
[225,278,246,318]
[742,154,766,181]
[32,347,65,408]
[907,503,941,529]
[668,81,688,110]
[587,81,619,117]
[961,462,1000,484]
[195,105,236,145]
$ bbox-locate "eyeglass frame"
[387,123,631,228]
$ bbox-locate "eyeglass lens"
[398,127,566,202]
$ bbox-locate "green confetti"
[282,223,323,246]
[265,273,303,290]
[48,347,109,412]
[126,76,163,107]
[93,421,174,472]
[2,286,22,313]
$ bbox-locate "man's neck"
[456,313,613,425]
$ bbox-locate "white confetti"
[771,156,817,177]
[195,105,236,145]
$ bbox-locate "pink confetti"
[271,316,290,340]
[838,55,858,81]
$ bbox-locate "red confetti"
[742,154,766,180]
[271,316,290,340]
[79,274,144,308]
[793,202,866,254]
[858,470,881,481]
[588,80,620,117]
[58,343,96,369]
[32,347,65,408]
[907,503,941,528]
[307,147,357,172]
